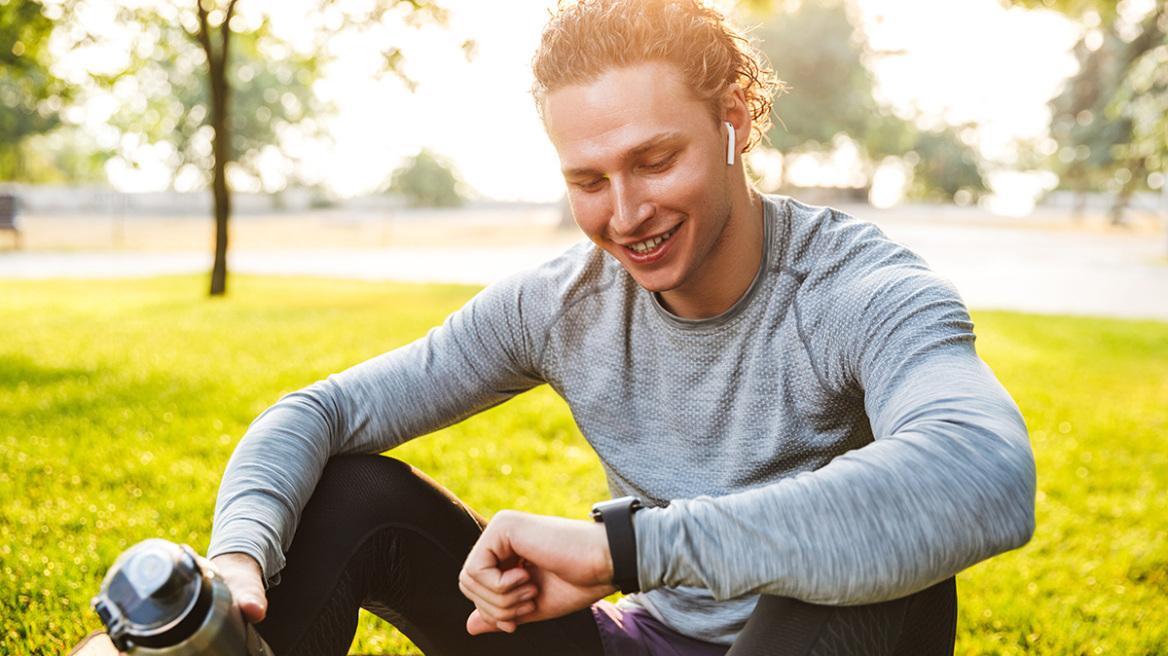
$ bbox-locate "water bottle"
[91,538,274,656]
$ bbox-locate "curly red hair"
[532,0,781,152]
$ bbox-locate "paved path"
[0,245,565,285]
[874,217,1168,321]
[2,213,1166,322]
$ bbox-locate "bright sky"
[853,0,1079,160]
[310,0,565,201]
[93,0,1083,205]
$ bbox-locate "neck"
[659,187,765,320]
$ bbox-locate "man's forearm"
[634,361,1036,604]
[208,387,341,580]
[208,286,546,581]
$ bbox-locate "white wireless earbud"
[725,121,736,166]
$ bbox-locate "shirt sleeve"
[634,254,1037,605]
[207,277,545,583]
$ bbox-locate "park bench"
[0,192,20,250]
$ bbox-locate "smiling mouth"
[627,226,678,255]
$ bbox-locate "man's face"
[543,62,736,300]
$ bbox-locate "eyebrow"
[561,131,686,178]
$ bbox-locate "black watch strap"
[591,496,643,594]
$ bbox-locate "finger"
[497,564,533,591]
[462,520,533,594]
[495,619,518,634]
[459,579,538,625]
[459,567,535,609]
[466,607,532,636]
[462,551,532,593]
[455,564,534,611]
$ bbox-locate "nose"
[610,176,652,236]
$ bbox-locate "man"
[208,1,1036,654]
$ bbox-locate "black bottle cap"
[92,539,214,649]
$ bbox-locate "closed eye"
[572,176,607,193]
[639,153,677,173]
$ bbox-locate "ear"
[721,82,751,162]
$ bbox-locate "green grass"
[1,276,1165,655]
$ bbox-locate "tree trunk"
[1071,179,1086,224]
[1110,162,1147,227]
[1108,194,1127,226]
[210,133,230,295]
[209,62,231,296]
[199,0,238,297]
[1162,178,1168,257]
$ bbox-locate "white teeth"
[629,227,677,254]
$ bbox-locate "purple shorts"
[591,600,730,656]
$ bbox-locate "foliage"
[92,6,329,193]
[907,128,987,202]
[65,0,456,192]
[0,0,70,180]
[1003,0,1120,23]
[388,148,467,208]
[1048,29,1134,197]
[747,0,986,201]
[1110,22,1168,197]
[2,276,1167,654]
[1006,0,1167,220]
[754,0,886,153]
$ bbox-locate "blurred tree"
[94,4,331,298]
[1006,0,1167,223]
[99,16,327,195]
[1113,38,1168,206]
[1108,5,1168,224]
[1003,0,1120,23]
[388,148,466,208]
[15,128,111,183]
[75,0,458,296]
[746,0,987,201]
[1048,28,1129,219]
[754,1,884,153]
[0,0,71,180]
[908,127,987,202]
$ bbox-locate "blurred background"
[1,0,1166,303]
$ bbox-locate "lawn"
[1,275,1164,655]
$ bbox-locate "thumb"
[210,553,268,623]
[235,590,268,624]
[466,609,508,635]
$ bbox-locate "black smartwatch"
[590,496,643,594]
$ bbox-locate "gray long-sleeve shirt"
[209,196,1036,644]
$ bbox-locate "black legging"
[255,455,957,656]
